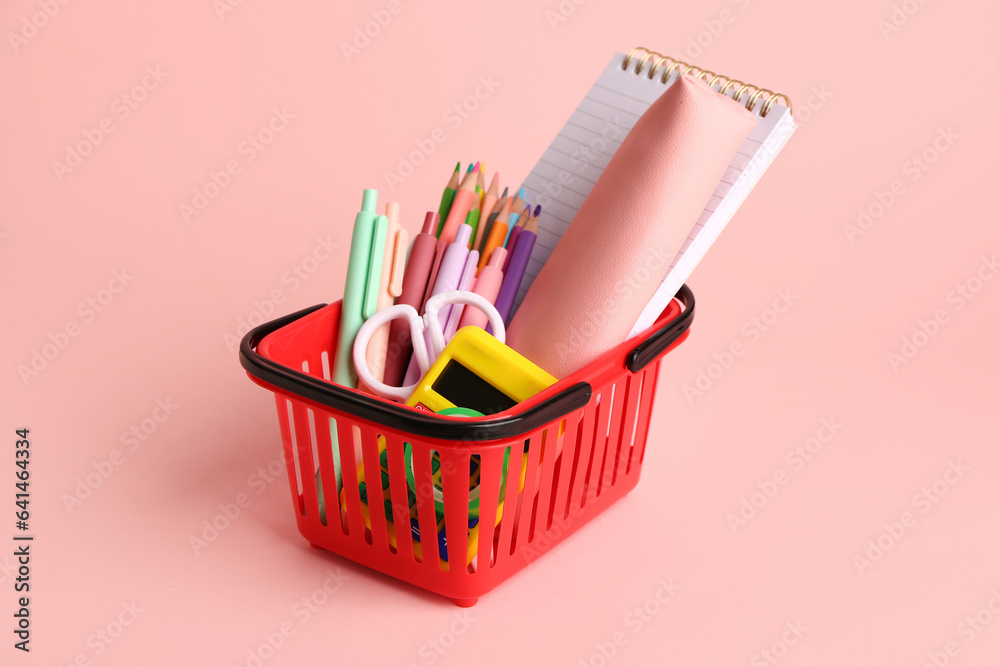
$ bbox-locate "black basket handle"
[239,306,592,442]
[626,284,695,373]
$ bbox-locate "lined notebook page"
[514,52,796,336]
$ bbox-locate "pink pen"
[443,250,480,340]
[458,246,506,331]
[402,224,473,385]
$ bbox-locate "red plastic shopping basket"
[239,285,694,606]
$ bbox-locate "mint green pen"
[334,189,387,388]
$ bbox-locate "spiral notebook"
[513,48,796,336]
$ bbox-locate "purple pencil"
[503,205,531,273]
[493,205,539,325]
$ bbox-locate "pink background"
[3,0,999,665]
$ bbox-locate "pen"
[458,246,506,331]
[335,189,388,388]
[383,212,438,387]
[359,201,407,392]
[404,224,473,385]
[442,249,480,340]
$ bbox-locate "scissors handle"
[423,291,506,358]
[353,291,506,403]
[353,304,428,402]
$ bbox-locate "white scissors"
[353,291,506,402]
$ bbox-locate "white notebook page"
[514,52,796,336]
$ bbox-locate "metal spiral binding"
[622,46,792,118]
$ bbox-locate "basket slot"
[631,364,663,471]
[441,448,471,577]
[312,409,344,535]
[275,395,305,516]
[383,433,415,563]
[493,443,524,568]
[334,418,363,538]
[613,372,643,486]
[597,381,628,497]
[510,430,543,556]
[565,402,597,518]
[290,401,321,523]
[529,423,560,542]
[305,408,328,527]
[358,426,391,552]
[410,441,443,568]
[475,445,504,572]
[548,411,582,530]
[583,385,615,507]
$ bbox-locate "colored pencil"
[436,162,460,235]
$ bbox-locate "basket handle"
[239,305,593,441]
[626,284,695,373]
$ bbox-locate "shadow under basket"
[239,285,694,606]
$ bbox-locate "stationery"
[443,250,480,340]
[334,189,388,387]
[473,172,500,250]
[405,326,556,416]
[384,211,438,386]
[436,162,460,234]
[478,197,510,271]
[509,71,758,378]
[458,247,506,331]
[477,187,507,255]
[355,290,505,402]
[493,207,537,325]
[359,202,407,390]
[512,49,796,335]
[424,165,479,306]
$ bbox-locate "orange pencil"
[478,197,511,272]
[438,163,478,245]
[472,172,500,250]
